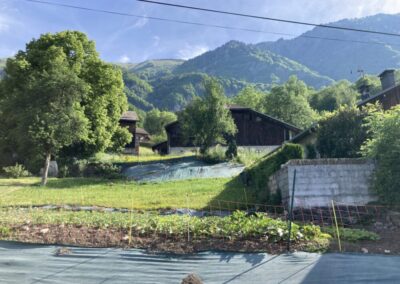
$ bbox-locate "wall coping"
[281,158,375,168]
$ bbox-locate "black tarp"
[0,241,399,283]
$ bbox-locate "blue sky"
[1,0,400,62]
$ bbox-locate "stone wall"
[268,158,377,208]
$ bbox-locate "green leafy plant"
[2,164,31,179]
[241,143,304,203]
[322,227,379,242]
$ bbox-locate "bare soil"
[329,226,400,255]
[3,224,320,254]
[3,223,399,255]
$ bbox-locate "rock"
[40,228,49,234]
[387,211,400,227]
[361,248,368,254]
[54,247,72,256]
[384,250,391,254]
[122,235,130,241]
[374,221,383,228]
[22,225,30,231]
[40,161,58,177]
[181,273,203,284]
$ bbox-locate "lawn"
[0,177,254,210]
[95,147,194,163]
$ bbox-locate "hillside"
[175,40,334,88]
[257,13,400,80]
[121,59,184,81]
[147,72,269,111]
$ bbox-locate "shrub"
[233,148,264,166]
[316,107,368,158]
[361,105,400,204]
[241,143,303,203]
[200,145,227,164]
[322,227,379,242]
[2,164,31,178]
[83,162,123,179]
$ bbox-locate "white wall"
[269,159,377,208]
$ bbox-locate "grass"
[0,177,254,210]
[95,147,194,163]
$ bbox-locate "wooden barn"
[153,106,301,155]
[358,69,400,110]
[119,111,140,154]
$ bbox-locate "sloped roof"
[120,111,139,121]
[165,106,301,132]
[357,83,400,107]
[135,127,150,136]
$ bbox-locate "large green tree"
[0,31,130,181]
[232,86,266,112]
[143,109,177,141]
[361,106,400,204]
[263,76,317,129]
[316,107,369,158]
[180,79,237,154]
[309,80,358,112]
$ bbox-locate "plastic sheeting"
[123,159,244,182]
[0,241,400,283]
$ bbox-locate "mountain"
[147,72,270,111]
[257,13,400,80]
[175,40,334,88]
[120,59,184,81]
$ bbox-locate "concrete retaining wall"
[268,159,377,208]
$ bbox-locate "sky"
[1,0,400,63]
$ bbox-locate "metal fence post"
[287,169,297,252]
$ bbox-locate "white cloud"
[178,44,208,60]
[152,35,160,47]
[132,17,148,28]
[118,55,131,63]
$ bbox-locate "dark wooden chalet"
[358,69,400,110]
[153,106,301,154]
[119,111,140,154]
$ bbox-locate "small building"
[119,111,140,154]
[357,69,400,110]
[135,127,151,143]
[153,106,301,155]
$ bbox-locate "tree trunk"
[41,153,51,186]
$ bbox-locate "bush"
[316,107,368,158]
[361,106,400,204]
[2,164,31,178]
[83,162,123,179]
[200,145,227,164]
[322,227,379,242]
[233,148,264,166]
[241,143,303,203]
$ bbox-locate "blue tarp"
[123,159,244,182]
[0,241,399,283]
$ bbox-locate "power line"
[21,0,400,47]
[138,0,400,38]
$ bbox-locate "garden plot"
[123,158,245,182]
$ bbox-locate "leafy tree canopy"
[361,105,400,204]
[263,76,317,129]
[309,80,359,112]
[316,106,369,158]
[144,109,177,137]
[179,79,237,154]
[0,31,130,180]
[232,86,266,112]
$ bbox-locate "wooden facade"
[154,106,301,154]
[229,106,300,146]
[119,111,140,154]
